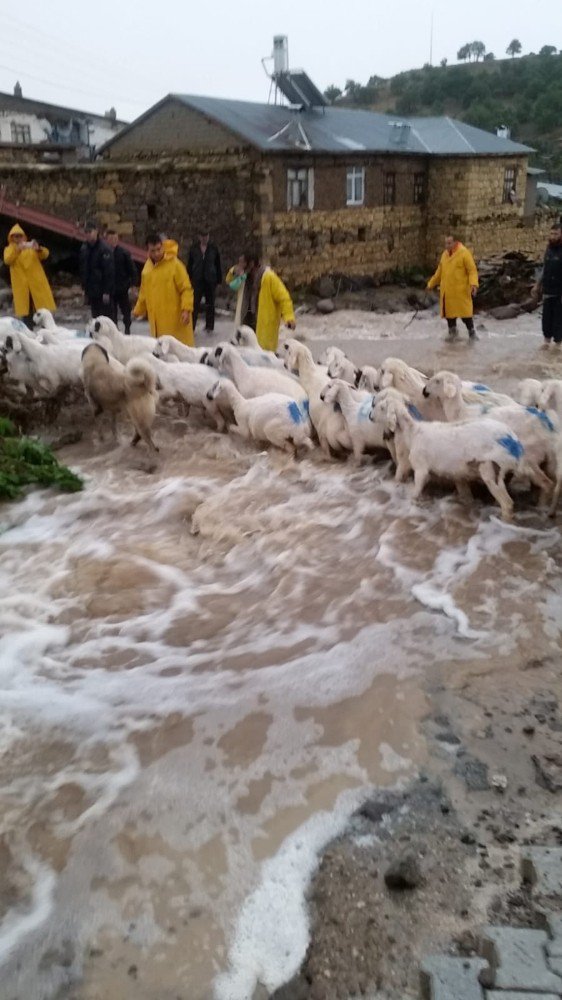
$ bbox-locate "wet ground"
[0,306,561,1000]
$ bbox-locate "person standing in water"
[3,224,56,329]
[427,234,479,342]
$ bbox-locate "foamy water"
[1,383,561,999]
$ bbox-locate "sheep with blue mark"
[320,379,394,465]
[206,378,314,456]
[206,342,308,403]
[283,339,352,458]
[422,370,556,504]
[370,387,526,521]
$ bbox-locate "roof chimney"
[104,106,117,122]
[14,81,22,98]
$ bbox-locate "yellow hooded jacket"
[133,240,194,345]
[3,224,56,317]
[427,242,479,319]
[225,265,295,351]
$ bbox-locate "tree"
[344,79,362,102]
[539,45,558,56]
[457,43,471,62]
[484,52,495,61]
[506,39,522,58]
[440,57,448,68]
[471,41,487,62]
[324,85,342,104]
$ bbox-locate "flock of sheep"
[1,308,562,522]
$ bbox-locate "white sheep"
[320,379,392,463]
[207,378,314,455]
[208,343,307,402]
[153,335,208,364]
[356,365,380,393]
[33,308,77,340]
[0,328,84,395]
[88,316,155,363]
[379,357,514,415]
[283,339,352,457]
[318,345,347,368]
[537,381,562,515]
[229,325,288,369]
[327,354,362,387]
[370,389,525,521]
[148,354,230,430]
[422,370,555,503]
[516,378,544,408]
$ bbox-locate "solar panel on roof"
[275,71,327,109]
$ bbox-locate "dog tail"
[125,356,157,393]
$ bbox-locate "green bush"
[0,417,83,501]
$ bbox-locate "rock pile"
[477,251,541,316]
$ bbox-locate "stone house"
[0,93,552,285]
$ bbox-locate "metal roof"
[169,95,532,157]
[0,90,128,127]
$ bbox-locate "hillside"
[328,52,562,181]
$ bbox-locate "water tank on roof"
[496,124,511,139]
[273,35,289,75]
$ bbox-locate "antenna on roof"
[261,35,327,110]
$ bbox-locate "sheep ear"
[94,320,101,332]
[200,351,208,364]
[215,346,223,358]
[5,335,14,351]
[444,379,457,399]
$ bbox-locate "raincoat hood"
[8,224,27,242]
[162,239,179,260]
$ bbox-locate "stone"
[521,847,562,896]
[384,852,423,890]
[480,926,562,992]
[316,298,335,314]
[547,914,562,959]
[420,956,487,1000]
[488,303,522,320]
[548,956,562,977]
[454,755,490,791]
[532,753,562,793]
[315,276,336,298]
[486,994,561,1000]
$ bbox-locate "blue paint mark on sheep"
[288,401,306,424]
[498,434,524,459]
[472,383,491,393]
[358,397,374,421]
[407,403,424,421]
[302,399,310,416]
[526,406,555,432]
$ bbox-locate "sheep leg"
[318,434,333,459]
[412,467,429,500]
[351,442,365,466]
[479,461,514,522]
[131,431,141,447]
[524,462,554,506]
[456,480,473,505]
[395,460,411,483]
[548,478,561,518]
[229,424,250,440]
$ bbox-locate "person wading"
[3,224,56,329]
[533,223,562,351]
[427,235,479,342]
[105,230,137,335]
[132,231,194,345]
[187,229,222,334]
[239,250,295,351]
[79,221,115,319]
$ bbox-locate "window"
[10,121,31,144]
[346,166,365,206]
[287,168,314,210]
[383,172,396,206]
[413,172,426,205]
[503,166,517,204]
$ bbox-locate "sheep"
[318,345,347,368]
[422,370,555,503]
[283,339,352,457]
[327,354,362,387]
[516,378,544,408]
[231,325,260,348]
[206,378,314,455]
[153,335,208,364]
[356,365,380,393]
[88,316,155,364]
[536,381,562,515]
[379,357,514,415]
[0,329,84,395]
[147,354,231,430]
[370,389,525,521]
[33,308,77,340]
[319,379,392,463]
[207,342,308,403]
[80,343,159,452]
[228,325,288,369]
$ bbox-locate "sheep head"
[423,371,461,401]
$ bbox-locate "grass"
[0,416,83,501]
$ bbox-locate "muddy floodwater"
[1,309,561,1000]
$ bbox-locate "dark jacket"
[113,244,137,294]
[541,242,562,297]
[187,241,222,288]
[79,239,115,299]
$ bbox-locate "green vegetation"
[324,50,562,181]
[0,417,83,501]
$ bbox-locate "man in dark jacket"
[535,223,562,350]
[79,221,115,318]
[106,229,137,334]
[187,229,222,333]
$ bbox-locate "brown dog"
[80,342,159,453]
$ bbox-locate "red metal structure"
[0,187,147,263]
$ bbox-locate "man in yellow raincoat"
[238,250,295,351]
[3,223,56,328]
[132,232,194,345]
[427,235,479,342]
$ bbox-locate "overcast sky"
[0,0,560,123]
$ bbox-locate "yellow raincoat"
[3,223,56,317]
[241,267,295,351]
[427,242,479,319]
[133,239,194,345]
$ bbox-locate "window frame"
[287,167,314,211]
[383,171,396,207]
[346,166,365,206]
[10,121,32,144]
[413,172,426,206]
[502,166,517,204]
